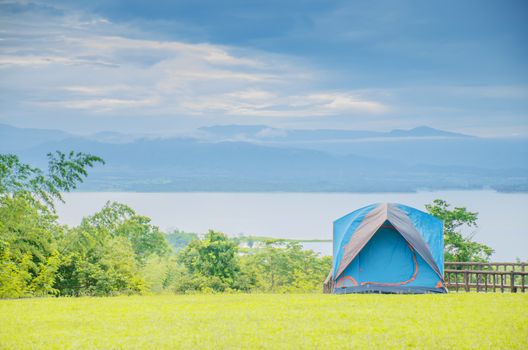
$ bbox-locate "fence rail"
[444,262,528,293]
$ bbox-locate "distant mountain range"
[0,123,471,152]
[198,124,472,142]
[1,123,527,192]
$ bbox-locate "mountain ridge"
[1,123,527,192]
[198,124,472,142]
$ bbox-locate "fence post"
[493,273,496,292]
[444,263,527,293]
[522,264,525,293]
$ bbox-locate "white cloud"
[61,85,134,95]
[0,5,390,119]
[182,91,388,118]
[42,97,160,112]
[0,55,76,66]
[299,93,388,114]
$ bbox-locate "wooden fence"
[444,262,528,293]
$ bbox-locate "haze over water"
[56,190,527,262]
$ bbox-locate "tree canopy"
[426,199,493,262]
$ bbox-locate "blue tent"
[324,203,447,294]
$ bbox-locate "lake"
[56,191,528,261]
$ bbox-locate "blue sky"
[0,0,527,136]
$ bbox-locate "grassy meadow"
[1,293,527,349]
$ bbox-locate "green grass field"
[1,293,527,349]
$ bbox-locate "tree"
[164,230,198,252]
[425,199,494,262]
[240,241,331,292]
[0,196,62,298]
[0,151,104,297]
[55,232,144,296]
[55,202,170,296]
[178,230,240,292]
[78,202,171,263]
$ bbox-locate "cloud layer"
[0,4,388,120]
[0,1,527,136]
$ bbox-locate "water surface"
[56,191,528,261]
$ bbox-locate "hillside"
[2,123,527,192]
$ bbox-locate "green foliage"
[0,152,157,298]
[139,256,183,294]
[80,202,171,263]
[0,152,104,209]
[165,230,198,252]
[0,152,332,298]
[0,248,33,298]
[240,241,331,293]
[178,230,240,292]
[56,234,145,296]
[426,199,494,262]
[0,151,104,296]
[173,235,331,294]
[0,195,62,298]
[55,202,171,296]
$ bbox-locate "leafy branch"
[0,151,104,209]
